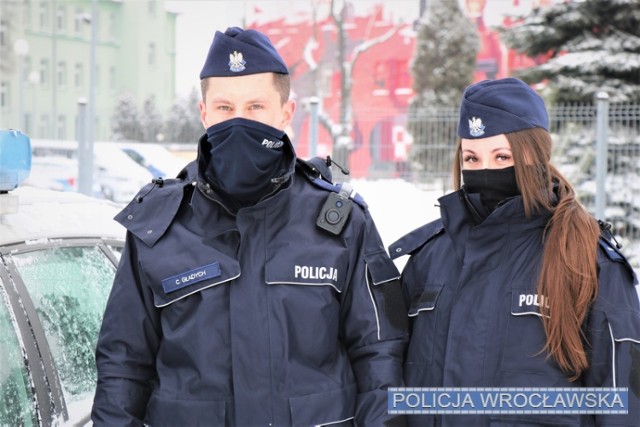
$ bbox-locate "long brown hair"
[454,128,600,381]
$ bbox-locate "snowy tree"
[498,0,640,103]
[140,95,164,142]
[0,2,19,76]
[319,0,402,173]
[408,0,479,175]
[164,88,203,143]
[110,93,143,141]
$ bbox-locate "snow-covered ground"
[350,178,443,270]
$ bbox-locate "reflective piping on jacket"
[408,306,435,317]
[375,275,401,285]
[314,416,355,427]
[365,264,382,341]
[155,273,241,307]
[609,323,617,388]
[265,280,342,293]
[511,310,550,319]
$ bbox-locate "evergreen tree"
[164,88,203,143]
[140,95,164,142]
[408,0,479,176]
[498,0,640,102]
[110,93,143,141]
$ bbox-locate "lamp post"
[77,1,97,196]
[28,71,40,135]
[13,39,29,132]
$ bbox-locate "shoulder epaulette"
[597,220,638,285]
[296,157,367,208]
[389,220,444,260]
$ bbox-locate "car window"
[11,246,116,405]
[0,290,38,426]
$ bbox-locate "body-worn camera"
[316,190,353,235]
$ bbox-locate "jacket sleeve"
[583,250,640,426]
[340,211,409,426]
[91,233,162,426]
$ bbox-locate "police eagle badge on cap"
[469,117,485,137]
[228,51,246,72]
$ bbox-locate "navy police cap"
[458,77,549,139]
[200,27,289,79]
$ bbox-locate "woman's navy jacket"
[390,190,640,427]
[91,158,408,426]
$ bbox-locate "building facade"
[0,0,176,140]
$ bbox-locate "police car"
[0,130,125,426]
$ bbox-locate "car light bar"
[0,129,31,192]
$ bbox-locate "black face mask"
[200,117,292,205]
[462,166,520,212]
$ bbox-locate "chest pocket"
[408,286,444,316]
[501,286,559,376]
[406,284,444,366]
[264,244,349,293]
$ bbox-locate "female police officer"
[91,27,407,426]
[390,78,640,426]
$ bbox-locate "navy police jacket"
[91,154,408,426]
[389,190,640,427]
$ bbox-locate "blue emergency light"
[0,129,31,192]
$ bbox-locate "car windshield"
[11,246,116,405]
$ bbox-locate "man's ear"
[281,99,296,130]
[199,99,208,129]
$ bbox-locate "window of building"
[75,63,83,88]
[57,115,66,139]
[40,59,49,86]
[108,12,117,40]
[57,61,67,87]
[0,82,9,111]
[75,8,83,34]
[40,114,50,137]
[39,2,49,29]
[109,66,116,91]
[25,113,33,135]
[24,57,32,80]
[148,42,156,66]
[24,1,32,28]
[0,20,6,48]
[148,0,156,16]
[56,6,66,33]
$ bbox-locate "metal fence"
[350,101,640,268]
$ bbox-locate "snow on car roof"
[0,186,126,246]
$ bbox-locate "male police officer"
[91,27,407,426]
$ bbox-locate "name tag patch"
[162,262,221,294]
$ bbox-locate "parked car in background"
[1,130,125,426]
[114,141,187,178]
[29,139,153,204]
